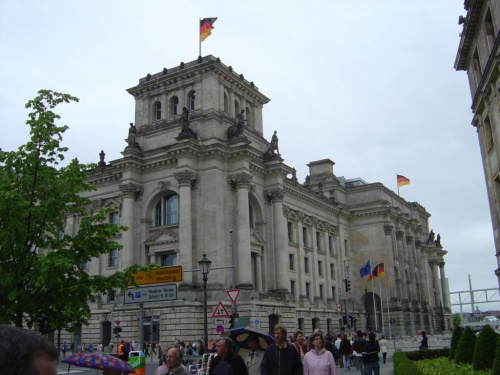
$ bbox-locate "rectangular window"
[109,212,119,225]
[166,195,178,225]
[161,253,177,267]
[288,222,293,242]
[290,280,296,300]
[56,226,64,240]
[81,261,89,271]
[332,286,336,301]
[304,257,309,273]
[316,232,321,250]
[319,284,324,299]
[306,283,311,299]
[329,235,333,254]
[289,254,295,271]
[330,263,335,278]
[318,260,323,276]
[303,227,308,247]
[484,116,494,151]
[344,239,349,257]
[109,249,118,267]
[108,289,116,302]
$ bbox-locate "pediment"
[250,230,266,247]
[145,229,179,247]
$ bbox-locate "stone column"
[256,254,263,293]
[265,188,287,292]
[430,260,442,307]
[439,261,450,311]
[297,212,305,299]
[174,170,197,286]
[119,183,143,269]
[396,230,409,301]
[230,173,253,288]
[178,87,186,112]
[229,90,235,117]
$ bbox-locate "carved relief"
[119,183,143,198]
[174,170,198,187]
[395,230,404,240]
[384,224,393,235]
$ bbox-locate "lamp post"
[198,252,212,352]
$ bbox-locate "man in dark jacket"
[352,330,366,375]
[362,332,380,375]
[261,324,303,375]
[208,337,248,375]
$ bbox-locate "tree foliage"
[0,90,150,331]
[449,325,463,360]
[453,314,462,327]
[473,324,498,370]
[454,326,477,365]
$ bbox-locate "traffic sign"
[226,289,241,303]
[124,284,177,304]
[212,301,230,318]
[254,319,260,327]
[131,266,183,286]
[214,318,227,325]
[216,325,225,334]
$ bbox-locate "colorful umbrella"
[62,352,136,373]
[221,326,275,352]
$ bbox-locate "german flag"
[200,17,218,42]
[367,263,385,281]
[397,174,410,187]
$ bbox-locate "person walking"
[362,333,380,375]
[419,331,428,350]
[208,338,248,375]
[351,331,365,375]
[240,336,264,375]
[378,336,388,364]
[303,332,337,375]
[339,334,351,371]
[261,324,303,375]
[292,330,308,361]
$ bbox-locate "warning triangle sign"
[212,301,230,318]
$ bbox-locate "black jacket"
[362,340,380,364]
[208,351,248,375]
[260,342,303,375]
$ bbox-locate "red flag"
[200,17,217,42]
[367,263,385,281]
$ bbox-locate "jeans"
[365,362,380,375]
[355,356,364,374]
[342,354,351,369]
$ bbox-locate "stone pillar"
[256,254,263,293]
[229,90,235,117]
[395,230,409,301]
[297,213,305,298]
[119,183,143,269]
[265,188,287,292]
[439,261,450,311]
[430,260,442,307]
[230,173,253,288]
[178,87,186,111]
[174,170,197,286]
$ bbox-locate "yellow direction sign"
[132,266,183,285]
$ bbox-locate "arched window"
[154,194,179,226]
[171,96,179,116]
[153,101,161,120]
[189,92,196,110]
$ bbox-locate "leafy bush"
[393,351,421,375]
[415,357,492,375]
[405,348,449,361]
[473,324,498,370]
[454,326,477,365]
[449,325,463,360]
[491,336,500,375]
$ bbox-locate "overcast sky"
[0,0,496,313]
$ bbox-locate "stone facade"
[62,55,451,348]
[454,0,500,288]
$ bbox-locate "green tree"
[453,314,462,327]
[454,326,477,365]
[473,324,498,370]
[492,336,500,375]
[449,324,463,360]
[0,90,150,331]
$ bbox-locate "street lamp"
[198,252,212,352]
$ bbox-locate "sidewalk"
[337,358,393,375]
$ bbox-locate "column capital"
[384,224,393,235]
[119,183,143,198]
[264,188,285,202]
[174,170,198,187]
[395,230,404,240]
[228,172,253,188]
[406,236,414,245]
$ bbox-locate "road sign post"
[124,284,177,304]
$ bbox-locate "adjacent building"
[64,55,451,346]
[454,1,500,288]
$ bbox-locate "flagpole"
[199,18,201,57]
[396,173,400,196]
[370,269,378,331]
[378,272,385,334]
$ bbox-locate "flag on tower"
[397,174,410,187]
[200,17,218,42]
